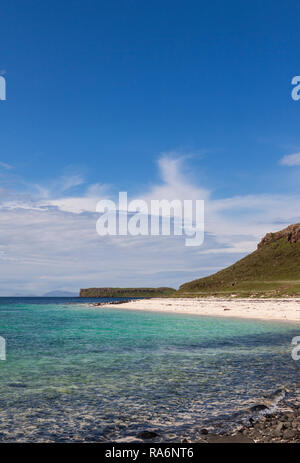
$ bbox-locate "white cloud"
[46,196,99,214]
[58,175,85,192]
[45,182,110,213]
[142,155,210,202]
[279,152,300,166]
[0,154,300,295]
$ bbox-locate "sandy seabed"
[100,297,300,323]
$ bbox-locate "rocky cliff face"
[257,223,300,249]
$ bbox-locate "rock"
[283,429,297,440]
[265,388,286,401]
[8,383,27,388]
[200,428,209,435]
[250,404,269,412]
[254,423,264,430]
[137,431,159,439]
[275,422,285,432]
[257,223,300,248]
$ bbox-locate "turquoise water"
[0,297,299,442]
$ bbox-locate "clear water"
[0,297,299,442]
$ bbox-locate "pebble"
[137,431,159,439]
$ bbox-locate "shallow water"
[0,297,299,442]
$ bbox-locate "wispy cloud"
[279,152,300,166]
[0,153,299,295]
[58,175,85,192]
[0,162,13,170]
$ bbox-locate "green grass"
[178,238,300,297]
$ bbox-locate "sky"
[1,1,300,295]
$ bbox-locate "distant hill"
[80,287,175,298]
[43,290,78,297]
[179,223,300,297]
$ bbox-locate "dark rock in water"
[200,428,209,435]
[272,388,285,396]
[137,431,159,439]
[8,383,27,388]
[250,404,269,412]
[264,388,286,402]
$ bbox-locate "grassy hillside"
[80,287,176,298]
[179,237,300,297]
[81,225,300,298]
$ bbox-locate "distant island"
[79,287,176,298]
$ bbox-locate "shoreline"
[199,407,300,443]
[89,297,300,323]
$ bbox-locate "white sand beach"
[99,298,300,322]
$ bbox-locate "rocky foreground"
[197,408,300,443]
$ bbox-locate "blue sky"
[1,1,300,294]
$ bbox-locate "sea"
[0,297,299,442]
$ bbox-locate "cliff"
[257,223,300,248]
